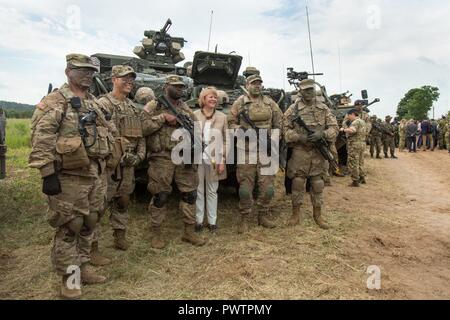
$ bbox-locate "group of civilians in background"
[401,118,448,153]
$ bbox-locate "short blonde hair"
[198,86,218,108]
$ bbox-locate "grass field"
[5,118,31,149]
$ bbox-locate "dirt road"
[1,149,449,299]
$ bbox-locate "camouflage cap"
[299,79,315,90]
[111,65,136,78]
[135,87,155,104]
[166,75,185,86]
[66,53,99,71]
[243,66,260,77]
[247,74,263,84]
[386,115,392,120]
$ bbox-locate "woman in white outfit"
[194,87,227,232]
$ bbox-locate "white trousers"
[196,164,219,225]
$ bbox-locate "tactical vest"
[53,85,112,170]
[238,96,274,130]
[104,94,143,139]
[145,100,192,154]
[294,100,329,133]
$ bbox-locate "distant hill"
[0,100,34,118]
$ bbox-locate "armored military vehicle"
[185,51,243,112]
[90,19,193,100]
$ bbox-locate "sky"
[0,0,449,118]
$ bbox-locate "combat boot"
[151,226,166,249]
[376,155,382,159]
[288,207,302,227]
[391,155,398,159]
[90,242,111,266]
[313,207,330,230]
[181,224,207,246]
[350,180,360,187]
[384,154,389,159]
[258,214,276,229]
[60,274,82,300]
[237,214,249,234]
[80,264,107,285]
[359,177,367,185]
[113,229,129,251]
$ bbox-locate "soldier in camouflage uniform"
[340,109,366,187]
[29,54,113,299]
[228,74,283,234]
[141,75,205,248]
[283,79,338,230]
[135,87,155,107]
[369,116,383,159]
[97,65,146,251]
[382,115,397,159]
[398,119,407,152]
[437,116,447,150]
[354,100,371,141]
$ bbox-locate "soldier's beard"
[248,87,262,96]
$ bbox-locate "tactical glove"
[42,173,62,196]
[122,153,140,167]
[307,130,324,143]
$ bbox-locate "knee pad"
[83,211,98,231]
[263,185,275,200]
[292,177,306,193]
[153,192,170,208]
[116,195,130,212]
[239,185,251,200]
[181,191,197,205]
[66,217,84,235]
[311,177,325,193]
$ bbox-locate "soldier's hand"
[164,113,177,125]
[123,153,140,167]
[42,173,62,196]
[307,129,324,142]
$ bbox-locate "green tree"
[396,86,440,120]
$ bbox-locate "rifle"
[158,95,211,164]
[291,111,339,172]
[372,121,393,136]
[239,108,272,157]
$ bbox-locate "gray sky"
[0,0,449,118]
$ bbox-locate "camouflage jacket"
[140,98,197,159]
[97,93,146,163]
[283,99,338,150]
[29,83,113,178]
[346,118,366,147]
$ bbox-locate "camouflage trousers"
[287,148,327,209]
[106,165,136,230]
[370,135,382,157]
[446,132,450,151]
[147,157,198,227]
[399,134,406,151]
[47,173,104,275]
[383,136,396,156]
[438,130,446,149]
[347,143,366,182]
[236,162,276,216]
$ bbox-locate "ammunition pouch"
[107,137,130,169]
[56,135,90,170]
[84,125,112,159]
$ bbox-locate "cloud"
[0,0,449,118]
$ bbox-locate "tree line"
[0,100,34,118]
